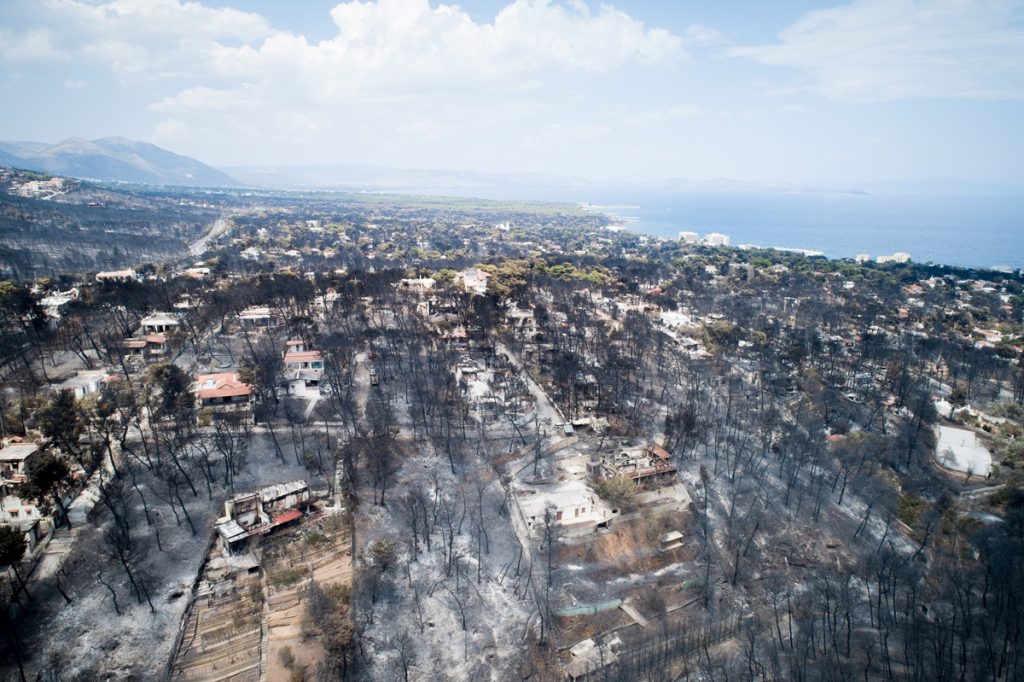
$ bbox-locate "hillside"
[0,168,221,279]
[0,137,238,187]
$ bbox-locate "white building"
[38,288,78,322]
[854,253,871,264]
[239,306,278,329]
[140,311,181,334]
[397,278,436,295]
[282,346,324,397]
[514,480,618,537]
[703,232,730,247]
[95,269,137,283]
[455,268,490,296]
[52,370,116,399]
[877,252,911,264]
[0,440,38,484]
[678,231,700,243]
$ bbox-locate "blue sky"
[1,0,1022,185]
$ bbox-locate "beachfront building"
[877,252,911,264]
[703,232,730,247]
[678,231,700,243]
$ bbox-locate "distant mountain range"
[223,162,1024,198]
[1,135,1019,197]
[221,162,596,194]
[0,137,238,187]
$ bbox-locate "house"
[282,345,324,397]
[52,370,116,399]
[570,415,610,435]
[315,290,344,315]
[455,268,490,296]
[119,333,168,360]
[183,266,211,280]
[566,636,622,680]
[283,349,323,372]
[703,232,730,246]
[0,497,46,551]
[95,269,137,283]
[215,480,310,553]
[193,372,254,407]
[140,311,181,334]
[515,479,618,537]
[397,278,436,295]
[588,444,677,488]
[506,305,538,337]
[0,440,38,485]
[238,306,278,330]
[38,288,78,322]
[440,327,469,349]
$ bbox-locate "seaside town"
[0,168,1022,681]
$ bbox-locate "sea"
[412,186,1024,271]
[578,190,1024,272]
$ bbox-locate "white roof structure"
[258,480,308,502]
[216,519,248,543]
[936,425,992,476]
[0,442,38,463]
[140,311,181,327]
[515,479,614,532]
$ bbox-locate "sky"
[0,0,1022,185]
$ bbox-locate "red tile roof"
[272,509,303,526]
[284,350,322,364]
[194,372,253,400]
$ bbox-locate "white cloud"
[730,0,1024,101]
[0,0,273,78]
[0,28,66,62]
[62,78,85,88]
[1,0,690,169]
[189,0,684,100]
[621,104,701,127]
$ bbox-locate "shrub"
[596,474,637,511]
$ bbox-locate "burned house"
[588,443,677,489]
[215,480,310,553]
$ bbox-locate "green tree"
[596,474,638,511]
[145,361,191,418]
[0,526,29,599]
[25,452,73,529]
[39,389,85,466]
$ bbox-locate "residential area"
[0,178,1023,681]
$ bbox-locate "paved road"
[496,342,566,429]
[188,217,229,256]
